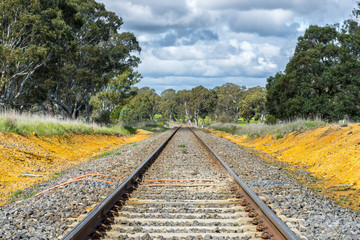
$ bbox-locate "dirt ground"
[210,124,360,212]
[0,129,152,204]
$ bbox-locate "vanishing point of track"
[63,126,299,240]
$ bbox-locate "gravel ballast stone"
[196,129,360,240]
[0,130,174,239]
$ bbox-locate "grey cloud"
[156,29,219,47]
[196,0,331,15]
[226,9,300,37]
[127,0,190,16]
[97,0,357,92]
[158,32,178,46]
[196,0,293,11]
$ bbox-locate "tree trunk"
[84,90,91,123]
[194,118,198,127]
[234,115,239,124]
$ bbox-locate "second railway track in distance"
[64,126,298,240]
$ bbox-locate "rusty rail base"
[189,127,299,240]
[62,127,181,240]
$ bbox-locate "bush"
[119,107,135,124]
[209,123,238,134]
[92,110,111,124]
[110,106,122,123]
[265,115,277,125]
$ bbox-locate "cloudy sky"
[97,0,357,93]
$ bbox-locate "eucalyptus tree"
[239,87,266,123]
[90,69,141,123]
[48,0,141,122]
[128,87,160,121]
[266,24,360,121]
[175,90,192,124]
[214,83,246,123]
[159,89,177,122]
[189,86,216,127]
[0,0,76,108]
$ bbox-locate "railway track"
[63,126,299,240]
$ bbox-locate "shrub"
[265,115,277,125]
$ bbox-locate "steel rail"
[189,127,299,240]
[62,126,181,240]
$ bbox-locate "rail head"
[189,127,299,240]
[62,126,181,240]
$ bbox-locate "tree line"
[112,84,266,126]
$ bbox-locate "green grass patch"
[8,185,40,203]
[91,148,121,159]
[178,144,186,148]
[50,172,62,181]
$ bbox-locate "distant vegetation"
[209,119,326,139]
[116,85,266,127]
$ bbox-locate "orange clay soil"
[210,124,360,211]
[0,129,152,204]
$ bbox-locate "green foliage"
[110,106,123,123]
[178,144,186,148]
[213,83,246,123]
[0,0,76,107]
[126,87,160,122]
[239,87,266,123]
[0,0,141,123]
[158,89,177,122]
[189,86,217,126]
[265,115,277,125]
[210,124,238,135]
[119,107,135,124]
[91,69,141,124]
[266,7,360,122]
[92,110,111,125]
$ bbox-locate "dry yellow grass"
[0,129,152,204]
[210,124,360,210]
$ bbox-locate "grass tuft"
[0,111,133,136]
[91,148,122,159]
[209,118,326,138]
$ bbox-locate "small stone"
[142,233,151,240]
